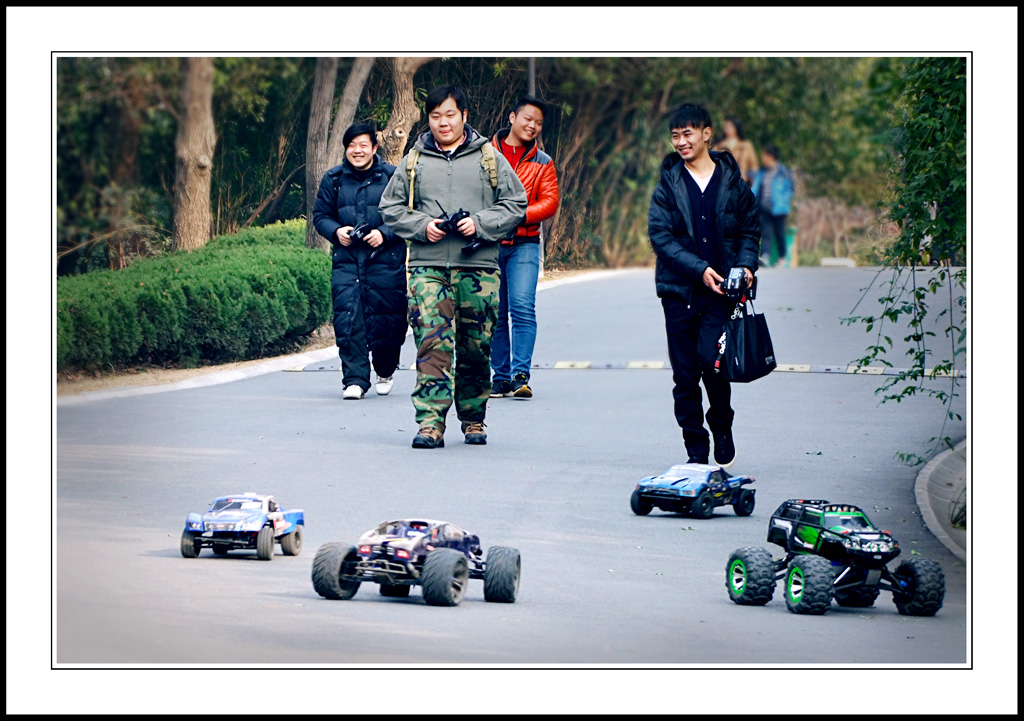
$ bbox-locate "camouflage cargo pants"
[408,266,500,430]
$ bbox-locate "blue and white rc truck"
[630,463,756,518]
[180,493,304,560]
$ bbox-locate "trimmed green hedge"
[56,220,331,371]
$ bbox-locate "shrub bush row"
[57,220,331,371]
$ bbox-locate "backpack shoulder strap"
[480,142,498,189]
[405,147,420,211]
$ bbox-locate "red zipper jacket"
[491,128,560,244]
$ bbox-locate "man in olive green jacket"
[380,85,527,449]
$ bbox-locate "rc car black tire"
[784,555,834,615]
[691,492,715,519]
[892,557,945,616]
[630,490,653,516]
[311,543,361,600]
[180,530,200,559]
[484,546,521,603]
[834,584,881,608]
[725,547,776,605]
[734,489,756,517]
[420,548,469,606]
[380,583,411,597]
[256,525,275,561]
[280,525,303,556]
[212,544,229,555]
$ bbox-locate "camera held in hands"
[722,267,757,301]
[349,222,384,261]
[436,203,487,256]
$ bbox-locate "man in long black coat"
[313,124,408,399]
[648,104,761,467]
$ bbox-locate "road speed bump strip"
[847,365,884,375]
[626,361,666,369]
[554,361,592,369]
[774,364,811,373]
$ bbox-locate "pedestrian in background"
[751,144,795,267]
[648,103,761,468]
[313,123,408,400]
[713,115,759,186]
[380,86,527,448]
[489,95,560,400]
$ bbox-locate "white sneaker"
[343,385,365,400]
[375,375,394,396]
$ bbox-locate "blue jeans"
[490,242,540,382]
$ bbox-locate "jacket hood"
[414,125,487,155]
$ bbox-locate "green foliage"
[842,57,967,465]
[56,220,330,371]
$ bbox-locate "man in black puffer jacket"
[648,103,761,468]
[313,123,408,400]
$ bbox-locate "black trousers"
[760,211,788,260]
[661,292,734,460]
[338,297,401,391]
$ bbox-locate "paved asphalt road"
[51,266,971,671]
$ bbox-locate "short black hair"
[425,85,467,115]
[669,103,713,132]
[343,122,377,150]
[512,94,548,118]
[763,144,781,161]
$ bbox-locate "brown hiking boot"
[461,421,487,445]
[412,425,445,449]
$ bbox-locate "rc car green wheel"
[725,547,775,605]
[892,557,945,616]
[834,585,881,608]
[734,489,756,517]
[784,555,834,615]
[421,549,469,606]
[280,525,303,556]
[212,544,229,555]
[691,492,715,519]
[180,530,200,559]
[483,546,521,603]
[256,525,275,561]
[312,543,362,600]
[630,490,652,516]
[380,583,411,598]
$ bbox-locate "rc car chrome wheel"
[630,490,653,516]
[180,530,200,559]
[483,546,521,603]
[421,548,469,606]
[784,555,833,615]
[312,543,361,600]
[281,525,303,556]
[725,547,775,605]
[734,489,756,517]
[691,492,715,519]
[380,583,411,598]
[892,557,945,616]
[256,525,275,561]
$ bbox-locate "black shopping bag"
[712,301,777,383]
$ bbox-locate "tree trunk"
[379,57,435,166]
[325,57,376,168]
[304,57,338,251]
[172,57,216,252]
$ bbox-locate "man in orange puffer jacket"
[489,95,560,399]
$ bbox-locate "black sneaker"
[713,428,736,468]
[461,421,487,445]
[511,372,532,399]
[412,425,445,449]
[490,379,512,398]
[687,456,709,465]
